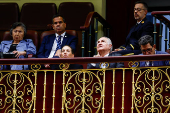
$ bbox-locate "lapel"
[134,18,147,32]
[49,34,56,50]
[133,21,142,32]
[153,61,159,66]
[96,63,101,68]
[3,40,13,53]
[61,33,69,47]
[126,18,146,41]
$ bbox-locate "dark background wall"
[143,0,170,7]
[106,0,138,49]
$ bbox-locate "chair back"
[20,3,57,30]
[0,3,19,30]
[0,3,19,42]
[58,2,94,30]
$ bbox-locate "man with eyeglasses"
[138,35,169,67]
[113,1,153,55]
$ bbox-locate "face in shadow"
[140,43,156,55]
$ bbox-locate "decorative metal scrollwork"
[0,72,34,113]
[134,68,170,113]
[59,63,70,70]
[63,70,104,112]
[128,61,139,68]
[31,63,41,70]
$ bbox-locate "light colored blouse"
[0,39,36,70]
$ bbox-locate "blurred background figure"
[0,22,36,70]
[51,45,83,69]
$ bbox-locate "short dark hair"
[52,14,66,24]
[10,22,27,37]
[62,45,75,54]
[138,35,154,46]
[135,1,148,11]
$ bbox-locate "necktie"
[56,35,61,50]
[149,61,152,66]
[54,35,61,56]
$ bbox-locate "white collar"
[104,53,109,57]
[55,32,66,38]
[137,20,142,24]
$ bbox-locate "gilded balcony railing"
[0,55,170,113]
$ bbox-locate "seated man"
[113,1,153,55]
[37,14,78,68]
[138,35,169,67]
[87,37,124,69]
[51,45,83,70]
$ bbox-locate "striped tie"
[54,35,61,56]
[56,35,61,50]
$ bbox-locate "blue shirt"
[0,39,36,70]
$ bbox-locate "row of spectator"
[0,2,94,57]
[0,1,169,70]
[1,29,77,51]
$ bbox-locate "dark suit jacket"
[37,33,78,58]
[51,63,83,70]
[87,53,124,69]
[139,51,170,67]
[119,17,154,55]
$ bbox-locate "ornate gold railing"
[0,70,35,113]
[0,55,170,113]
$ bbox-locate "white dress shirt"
[48,32,66,58]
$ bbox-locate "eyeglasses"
[134,8,145,12]
[141,48,152,54]
[53,21,64,25]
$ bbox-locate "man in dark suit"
[138,35,169,67]
[51,45,83,70]
[114,1,153,55]
[87,37,124,69]
[37,15,78,68]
